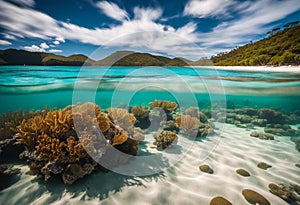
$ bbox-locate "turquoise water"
[1,66,300,113]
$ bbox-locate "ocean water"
[1,66,300,113]
[1,66,300,205]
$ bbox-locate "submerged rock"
[161,120,179,133]
[251,118,267,127]
[0,136,24,163]
[210,196,233,205]
[250,131,274,140]
[199,164,213,174]
[242,189,270,205]
[258,108,285,124]
[291,137,300,152]
[269,183,300,204]
[257,162,272,170]
[236,168,250,177]
[264,124,297,136]
[0,164,20,175]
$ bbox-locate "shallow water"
[0,66,300,205]
[1,66,300,112]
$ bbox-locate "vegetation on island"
[211,23,300,66]
[0,49,95,66]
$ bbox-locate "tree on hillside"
[283,21,300,29]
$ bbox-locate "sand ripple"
[0,123,299,204]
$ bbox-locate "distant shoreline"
[190,66,300,73]
[1,65,300,73]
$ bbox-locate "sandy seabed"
[1,123,299,205]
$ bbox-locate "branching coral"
[153,131,178,149]
[175,115,200,137]
[149,100,178,113]
[16,103,139,184]
[0,108,49,140]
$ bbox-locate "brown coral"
[175,115,200,137]
[131,106,149,119]
[185,107,199,118]
[108,108,136,133]
[112,132,129,146]
[0,107,49,140]
[16,103,139,184]
[149,100,177,113]
[130,106,151,129]
[153,131,178,149]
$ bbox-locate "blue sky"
[0,0,299,60]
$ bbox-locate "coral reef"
[149,100,177,113]
[242,189,270,205]
[176,115,200,137]
[108,108,136,134]
[16,103,139,184]
[250,131,274,140]
[130,106,150,129]
[0,108,49,140]
[161,120,179,133]
[148,108,167,131]
[131,127,145,141]
[185,107,199,118]
[153,131,178,149]
[269,183,300,204]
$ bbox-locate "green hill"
[211,24,300,66]
[95,51,188,66]
[94,50,134,66]
[0,49,95,66]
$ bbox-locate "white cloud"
[40,42,49,49]
[184,0,235,18]
[9,0,35,7]
[95,1,129,22]
[1,0,300,59]
[53,40,60,45]
[3,33,17,40]
[24,44,45,52]
[133,7,163,21]
[55,37,65,42]
[0,40,12,45]
[197,0,300,48]
[49,49,62,53]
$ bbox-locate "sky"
[0,0,299,60]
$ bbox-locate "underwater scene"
[0,66,300,205]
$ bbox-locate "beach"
[191,66,300,73]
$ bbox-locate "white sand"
[1,123,299,205]
[191,66,300,73]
